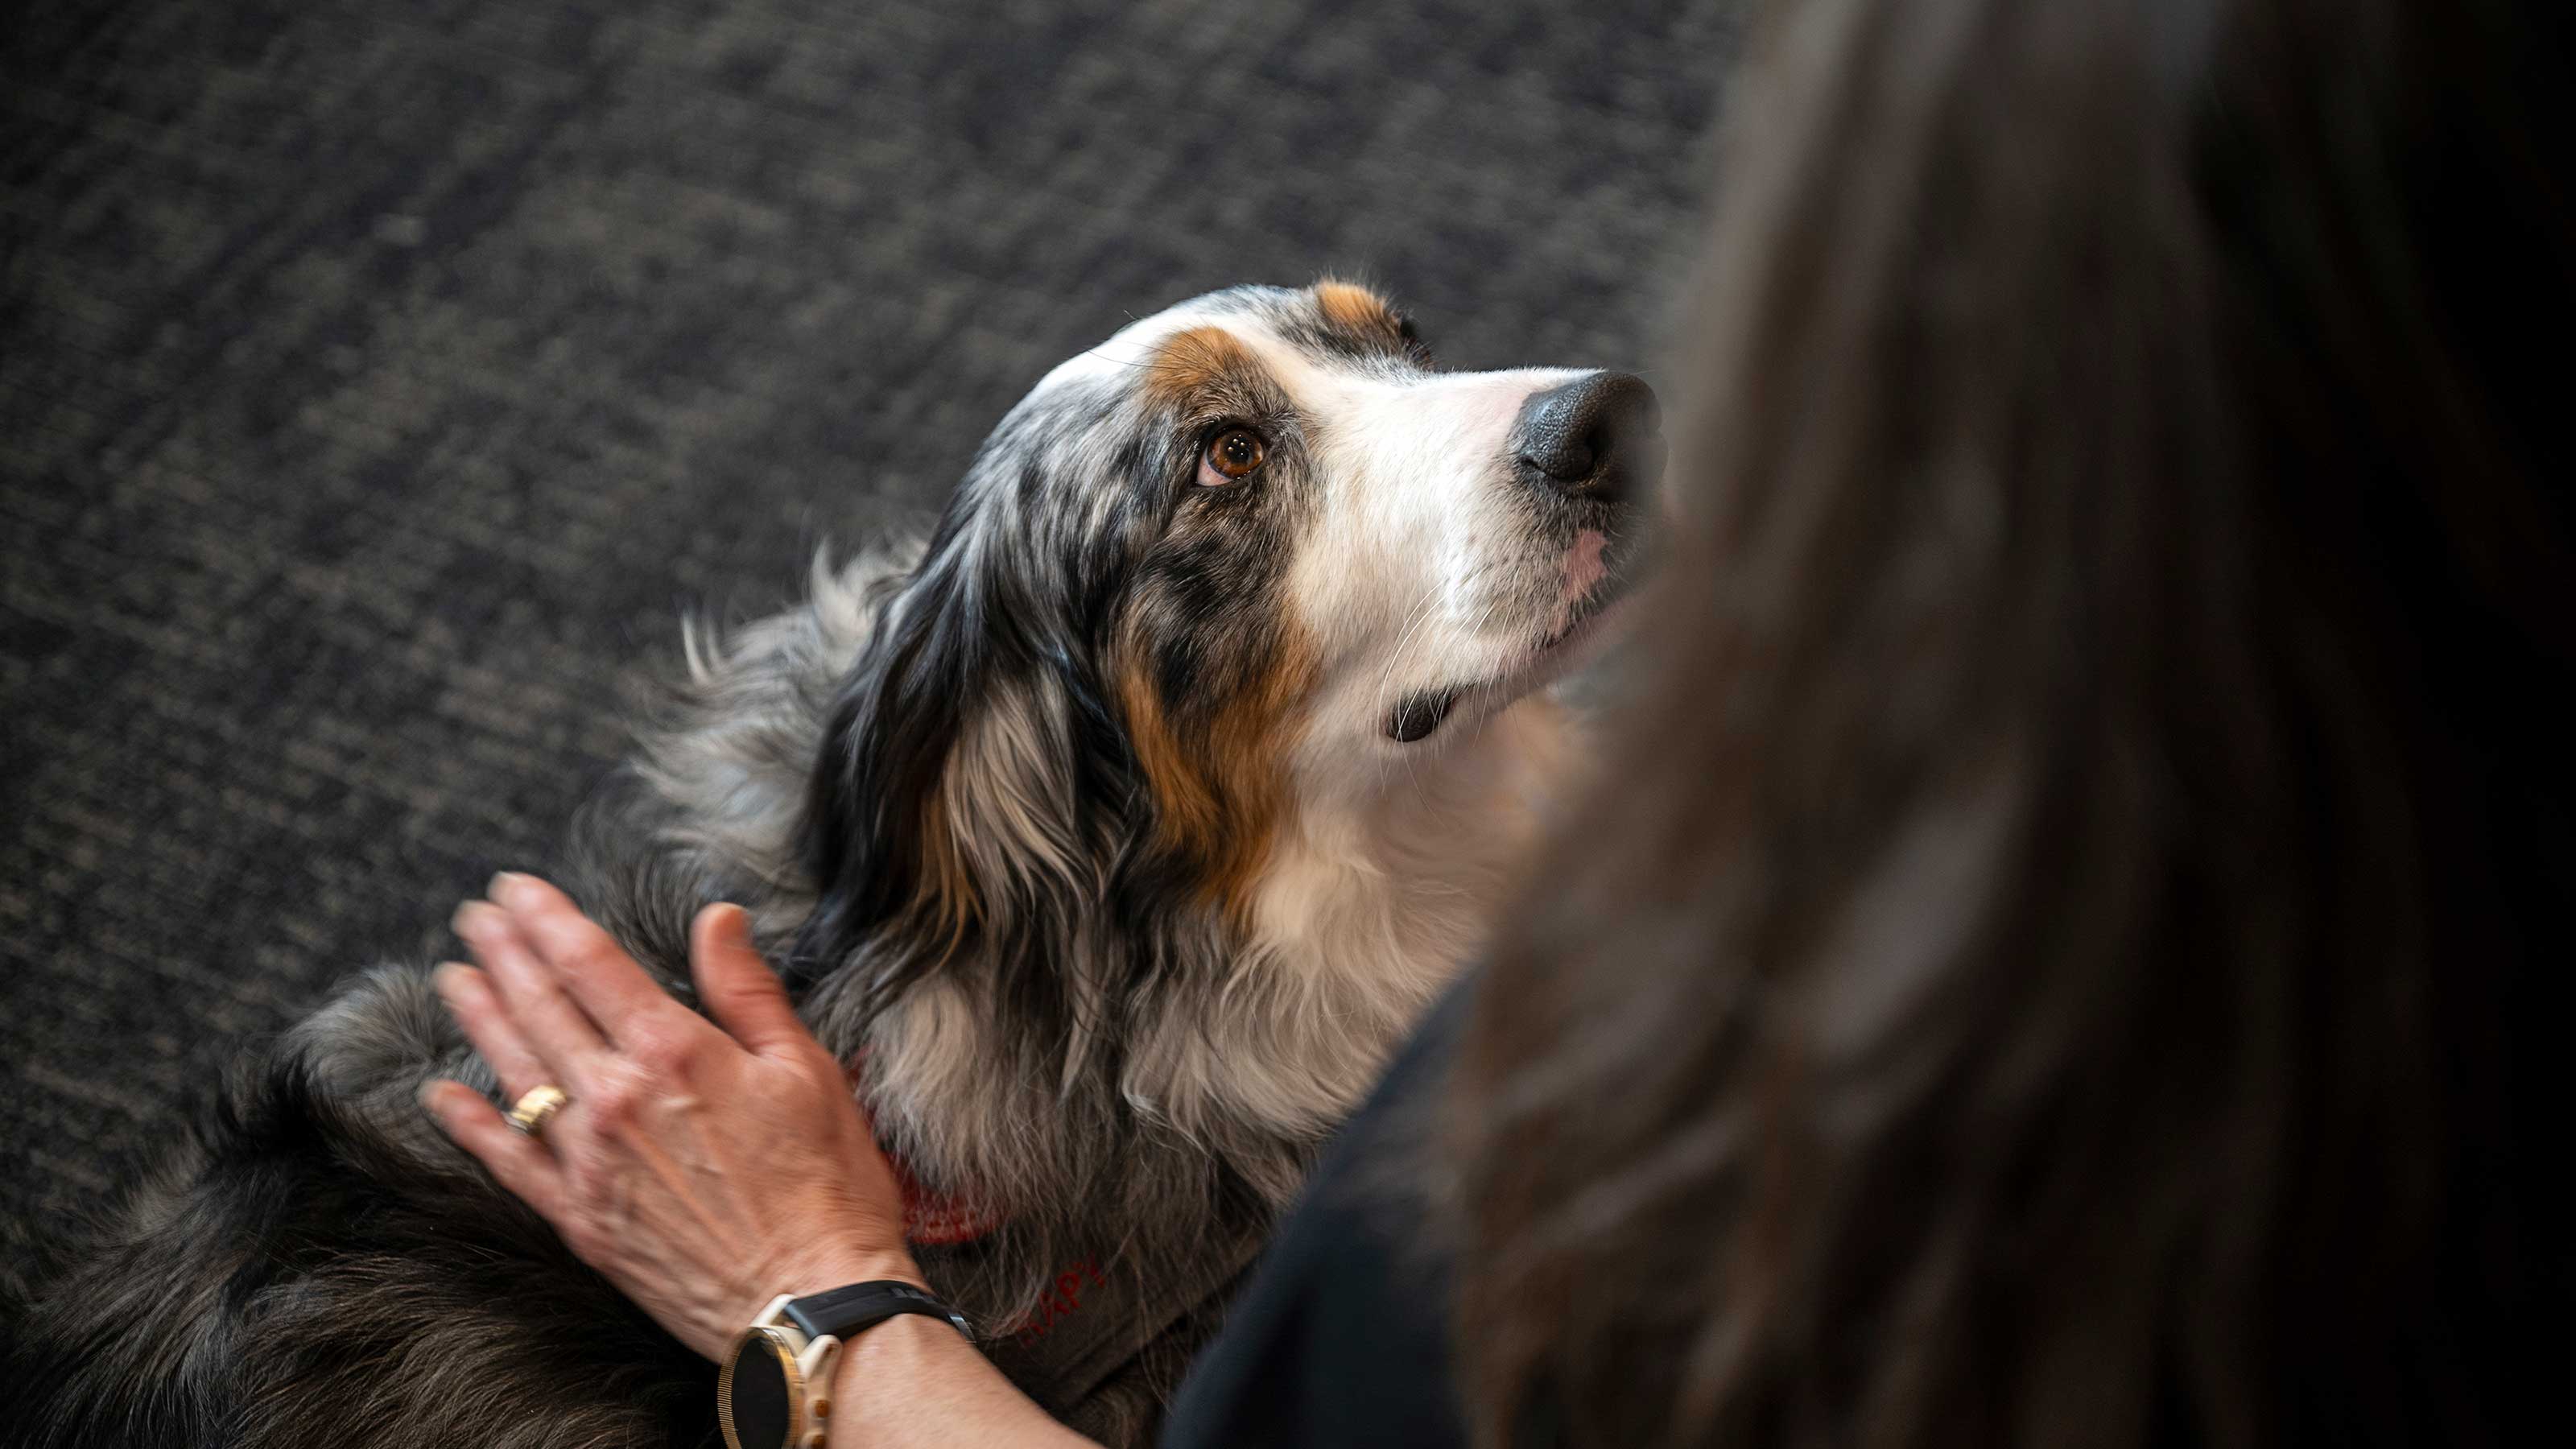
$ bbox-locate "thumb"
[689,904,809,1057]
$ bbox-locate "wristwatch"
[717,1280,973,1449]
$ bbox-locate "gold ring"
[506,1084,569,1138]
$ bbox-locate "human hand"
[420,872,922,1360]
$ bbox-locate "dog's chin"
[1385,588,1635,745]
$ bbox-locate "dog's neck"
[1161,691,1581,1135]
[874,691,1565,1245]
[1256,695,1582,1039]
[848,692,1581,1219]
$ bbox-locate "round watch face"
[719,1327,803,1449]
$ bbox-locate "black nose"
[1512,371,1662,503]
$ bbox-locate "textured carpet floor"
[0,0,1733,1260]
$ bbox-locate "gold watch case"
[718,1323,810,1449]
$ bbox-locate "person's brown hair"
[1452,0,2574,1443]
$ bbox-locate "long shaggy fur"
[2,283,1639,1448]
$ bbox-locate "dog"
[2,282,1657,1447]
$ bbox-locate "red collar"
[888,1148,1004,1247]
[865,1046,1014,1242]
[855,1059,1003,1246]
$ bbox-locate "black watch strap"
[784,1280,972,1343]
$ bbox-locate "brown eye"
[1199,427,1266,485]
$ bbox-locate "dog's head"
[796,282,1654,1013]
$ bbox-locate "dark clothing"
[1158,982,1474,1449]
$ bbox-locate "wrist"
[823,1311,973,1443]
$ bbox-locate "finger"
[489,873,695,1046]
[453,898,609,1085]
[689,903,811,1058]
[431,961,552,1103]
[419,1078,569,1220]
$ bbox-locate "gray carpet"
[0,0,1733,1256]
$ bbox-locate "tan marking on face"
[1120,625,1322,919]
[1313,280,1399,338]
[1143,325,1265,411]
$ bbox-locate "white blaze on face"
[1234,336,1601,1037]
[1251,337,1594,753]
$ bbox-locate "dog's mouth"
[1386,685,1464,745]
[1385,551,1636,745]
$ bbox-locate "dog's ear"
[790,548,1137,1013]
[790,554,986,993]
